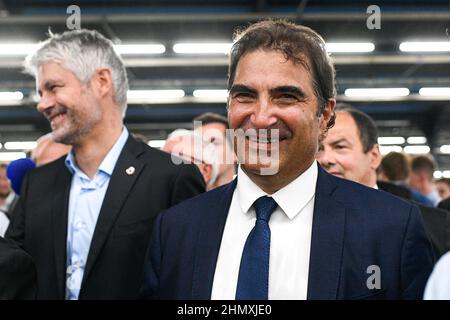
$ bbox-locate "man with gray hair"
[6,29,205,299]
[162,129,219,190]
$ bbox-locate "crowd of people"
[0,19,450,300]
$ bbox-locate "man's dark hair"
[193,112,229,129]
[228,19,336,129]
[380,152,410,182]
[335,103,378,153]
[411,156,436,181]
[437,178,450,188]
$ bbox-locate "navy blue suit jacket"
[142,166,434,300]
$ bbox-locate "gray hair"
[167,129,219,188]
[24,29,129,117]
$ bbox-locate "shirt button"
[66,265,74,275]
[75,221,87,230]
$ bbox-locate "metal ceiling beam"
[0,0,9,16]
[0,12,449,24]
[2,54,450,69]
[4,77,450,92]
[2,94,450,108]
[255,0,267,13]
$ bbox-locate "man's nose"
[250,98,277,129]
[317,148,336,168]
[37,94,56,114]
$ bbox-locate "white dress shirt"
[211,161,318,300]
[424,251,450,299]
[0,210,9,237]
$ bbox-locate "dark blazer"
[439,197,450,212]
[0,236,36,299]
[376,181,413,201]
[378,181,450,259]
[142,166,434,300]
[6,135,205,299]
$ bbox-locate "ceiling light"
[407,136,427,144]
[4,141,37,150]
[0,91,24,101]
[0,44,38,56]
[113,44,165,55]
[345,88,410,97]
[379,145,403,155]
[378,137,405,145]
[193,89,228,98]
[419,87,450,96]
[434,171,442,179]
[193,89,228,102]
[400,42,450,52]
[403,145,430,154]
[0,152,26,161]
[440,145,450,154]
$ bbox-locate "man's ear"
[321,98,336,128]
[199,163,213,187]
[369,144,382,171]
[92,68,113,99]
[318,98,336,143]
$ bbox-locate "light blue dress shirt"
[65,127,129,300]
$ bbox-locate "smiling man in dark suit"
[317,105,450,260]
[141,20,434,300]
[6,29,205,299]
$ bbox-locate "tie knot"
[253,196,278,222]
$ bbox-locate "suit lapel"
[191,180,237,299]
[189,166,347,299]
[51,160,72,299]
[307,166,346,300]
[81,136,145,286]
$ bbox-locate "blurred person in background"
[0,164,16,215]
[409,156,442,206]
[193,113,236,188]
[0,164,14,235]
[317,104,449,259]
[317,104,381,189]
[162,129,219,190]
[435,178,450,201]
[378,152,434,206]
[31,133,71,166]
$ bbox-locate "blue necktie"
[236,196,278,300]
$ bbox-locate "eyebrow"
[329,138,351,146]
[270,86,306,98]
[229,84,257,96]
[38,80,61,96]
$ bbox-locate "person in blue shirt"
[6,29,205,299]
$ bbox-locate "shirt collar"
[236,160,318,220]
[65,127,129,178]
